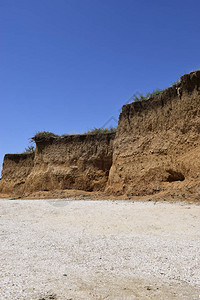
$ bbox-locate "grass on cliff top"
[132,77,182,103]
[32,131,59,139]
[31,128,117,141]
[30,131,60,143]
[84,126,116,134]
[132,88,164,102]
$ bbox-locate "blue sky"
[0,0,200,173]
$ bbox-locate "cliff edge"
[106,71,200,200]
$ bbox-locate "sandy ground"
[0,199,199,300]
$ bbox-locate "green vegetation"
[30,128,116,144]
[132,75,183,103]
[170,78,181,87]
[132,88,164,102]
[31,131,60,142]
[84,127,117,134]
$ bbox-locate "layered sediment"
[1,71,200,200]
[0,153,34,196]
[106,71,200,200]
[0,133,115,197]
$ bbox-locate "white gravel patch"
[0,199,199,299]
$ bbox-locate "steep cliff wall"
[1,71,200,200]
[0,133,115,197]
[0,153,34,196]
[23,133,115,194]
[107,71,200,200]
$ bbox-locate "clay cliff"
[25,133,115,194]
[1,71,200,200]
[0,153,34,196]
[106,71,200,200]
[0,133,115,197]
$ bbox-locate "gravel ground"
[0,199,200,300]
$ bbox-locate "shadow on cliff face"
[165,169,185,182]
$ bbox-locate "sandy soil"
[0,199,199,300]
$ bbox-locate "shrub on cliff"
[85,127,117,134]
[24,145,35,152]
[132,88,164,102]
[29,128,116,145]
[31,131,60,141]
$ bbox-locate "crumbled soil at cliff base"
[1,188,199,203]
[0,200,199,299]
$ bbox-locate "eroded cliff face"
[106,71,200,200]
[0,153,34,196]
[0,133,115,197]
[23,132,115,195]
[1,71,200,200]
[23,133,115,194]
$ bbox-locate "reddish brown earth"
[1,71,200,201]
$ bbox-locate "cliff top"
[121,70,200,115]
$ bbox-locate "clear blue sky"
[0,0,200,173]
